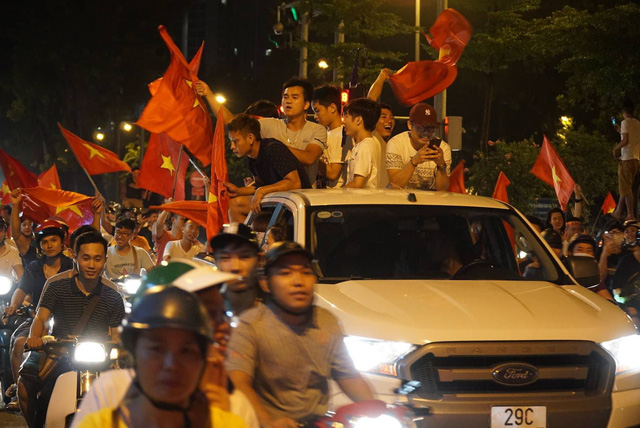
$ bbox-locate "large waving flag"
[207,111,229,241]
[150,200,208,228]
[389,8,472,105]
[492,171,511,203]
[38,164,62,190]
[137,26,212,166]
[0,149,38,190]
[530,135,575,211]
[1,181,11,205]
[21,187,94,231]
[59,124,131,175]
[138,133,190,201]
[448,160,466,194]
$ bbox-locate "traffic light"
[340,89,349,109]
[445,116,463,151]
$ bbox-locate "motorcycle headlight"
[123,278,142,295]
[0,276,12,296]
[600,335,640,374]
[344,336,417,376]
[351,414,403,428]
[74,342,106,363]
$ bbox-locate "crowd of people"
[0,71,637,427]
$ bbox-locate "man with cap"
[226,241,373,428]
[386,102,451,190]
[210,223,263,315]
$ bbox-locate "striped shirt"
[40,276,125,338]
[226,303,359,420]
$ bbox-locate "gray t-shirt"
[226,303,359,420]
[259,118,327,185]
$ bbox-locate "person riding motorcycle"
[71,260,258,428]
[75,285,247,427]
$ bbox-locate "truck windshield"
[308,205,561,282]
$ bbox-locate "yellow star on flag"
[551,165,562,184]
[49,183,57,189]
[208,192,217,203]
[56,205,83,217]
[160,154,176,176]
[83,143,105,160]
[185,80,200,108]
[1,182,10,196]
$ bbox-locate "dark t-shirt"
[19,255,74,307]
[40,276,125,338]
[612,252,640,293]
[248,138,311,189]
[20,241,39,268]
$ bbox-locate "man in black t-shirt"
[225,113,309,221]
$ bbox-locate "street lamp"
[318,60,329,69]
[121,122,133,132]
[93,130,105,142]
[215,94,227,104]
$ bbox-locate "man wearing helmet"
[226,241,373,428]
[210,223,263,315]
[19,230,125,427]
[76,286,247,427]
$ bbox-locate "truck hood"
[314,280,637,344]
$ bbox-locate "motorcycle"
[24,337,128,428]
[299,400,414,428]
[0,303,35,404]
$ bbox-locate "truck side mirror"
[563,255,600,288]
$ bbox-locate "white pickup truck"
[248,188,640,428]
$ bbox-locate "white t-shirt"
[346,137,382,188]
[620,117,640,161]
[163,239,204,262]
[372,131,389,188]
[69,369,259,428]
[259,118,327,185]
[104,245,154,280]
[0,243,22,279]
[386,131,452,190]
[323,125,352,188]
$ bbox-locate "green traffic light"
[291,7,298,21]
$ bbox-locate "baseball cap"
[409,103,438,127]
[264,241,313,272]
[623,220,639,231]
[209,223,258,251]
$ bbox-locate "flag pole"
[171,146,184,200]
[79,166,103,199]
[188,158,210,200]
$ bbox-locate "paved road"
[0,410,27,428]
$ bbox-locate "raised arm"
[194,80,235,124]
[367,68,391,102]
[9,189,31,256]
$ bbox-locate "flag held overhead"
[530,135,576,211]
[59,123,131,175]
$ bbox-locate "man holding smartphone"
[386,103,451,190]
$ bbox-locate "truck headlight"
[352,414,403,428]
[0,276,12,296]
[123,278,142,295]
[600,335,640,374]
[344,336,417,376]
[74,342,106,363]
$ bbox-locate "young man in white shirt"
[312,85,352,188]
[163,219,204,262]
[386,102,451,191]
[613,99,640,221]
[104,218,154,279]
[343,98,382,189]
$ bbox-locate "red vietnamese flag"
[38,164,62,190]
[425,9,473,67]
[150,200,208,228]
[389,61,457,106]
[492,171,511,203]
[207,111,229,241]
[20,187,94,231]
[0,149,38,190]
[53,199,94,232]
[530,135,576,211]
[148,42,204,97]
[1,181,11,205]
[601,192,617,215]
[138,133,190,201]
[448,160,466,194]
[59,124,131,175]
[137,26,212,166]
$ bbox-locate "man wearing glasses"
[104,218,154,280]
[386,103,451,191]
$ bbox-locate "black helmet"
[209,222,258,252]
[35,219,66,245]
[568,234,595,254]
[541,228,563,250]
[121,286,213,355]
[264,241,313,272]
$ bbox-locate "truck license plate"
[491,406,546,428]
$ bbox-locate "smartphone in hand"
[428,137,442,150]
[611,116,617,126]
